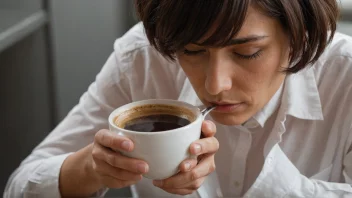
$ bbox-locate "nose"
[205,53,233,95]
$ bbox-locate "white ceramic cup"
[108,99,204,180]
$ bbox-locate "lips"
[209,100,242,106]
[208,101,244,113]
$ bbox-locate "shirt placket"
[229,128,252,196]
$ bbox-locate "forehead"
[198,5,277,45]
[237,6,278,37]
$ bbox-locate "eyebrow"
[224,35,268,46]
[194,35,268,47]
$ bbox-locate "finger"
[179,159,198,172]
[154,155,215,189]
[189,136,219,155]
[159,188,194,196]
[92,143,149,174]
[95,129,134,152]
[93,159,142,181]
[201,120,216,138]
[183,177,206,190]
[100,175,138,189]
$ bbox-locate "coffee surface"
[124,114,191,132]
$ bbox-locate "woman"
[5,0,352,197]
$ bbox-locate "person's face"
[176,6,290,125]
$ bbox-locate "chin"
[209,112,248,126]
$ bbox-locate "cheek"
[234,52,285,104]
[178,57,205,88]
[248,49,285,85]
[237,60,278,93]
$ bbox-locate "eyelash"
[182,49,262,60]
[182,49,206,56]
[234,50,262,60]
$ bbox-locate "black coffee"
[124,114,191,132]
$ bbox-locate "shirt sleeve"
[244,144,352,198]
[4,51,133,198]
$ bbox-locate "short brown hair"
[135,0,339,73]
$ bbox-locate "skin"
[58,5,291,197]
[177,6,290,126]
[59,122,218,197]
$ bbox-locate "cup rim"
[108,99,203,135]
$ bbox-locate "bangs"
[137,0,250,59]
[137,0,339,73]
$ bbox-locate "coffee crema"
[114,104,196,132]
[124,114,190,132]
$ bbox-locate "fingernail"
[193,144,201,154]
[153,180,163,187]
[205,120,215,131]
[137,163,148,173]
[185,162,191,170]
[121,141,131,151]
[210,122,216,132]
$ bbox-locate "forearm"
[59,144,104,197]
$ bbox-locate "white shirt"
[4,22,352,198]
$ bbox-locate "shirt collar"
[242,83,284,129]
[242,66,324,129]
[282,67,324,120]
[256,83,284,127]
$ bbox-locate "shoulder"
[113,22,164,63]
[107,22,186,99]
[113,22,150,56]
[111,22,179,73]
[316,32,352,66]
[312,32,352,114]
[324,32,352,58]
[313,32,352,85]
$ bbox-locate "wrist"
[59,144,104,197]
[83,144,103,188]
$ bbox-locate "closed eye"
[182,49,206,56]
[234,50,262,60]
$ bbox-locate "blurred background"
[0,0,351,197]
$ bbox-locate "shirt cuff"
[23,153,109,198]
[23,153,72,198]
